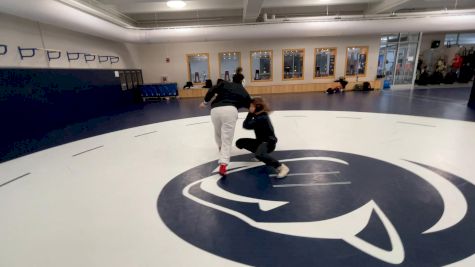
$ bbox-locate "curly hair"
[251,97,271,113]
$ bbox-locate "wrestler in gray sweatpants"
[210,105,238,165]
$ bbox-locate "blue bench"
[140,83,178,100]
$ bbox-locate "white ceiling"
[92,0,475,27]
[0,0,474,43]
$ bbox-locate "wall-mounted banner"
[18,47,37,60]
[98,55,109,63]
[84,54,96,62]
[0,44,7,55]
[110,56,119,64]
[97,55,120,64]
[67,52,81,62]
[46,50,61,61]
[12,46,120,65]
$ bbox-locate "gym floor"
[1,86,475,266]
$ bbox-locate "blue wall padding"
[0,68,139,162]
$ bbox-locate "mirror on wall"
[219,52,241,82]
[282,48,304,80]
[314,48,337,78]
[251,50,273,81]
[346,46,368,76]
[187,53,210,84]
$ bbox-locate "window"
[314,48,336,78]
[186,53,210,84]
[458,33,475,45]
[444,32,475,46]
[378,33,420,85]
[250,50,273,81]
[444,33,458,47]
[218,52,241,82]
[282,48,304,80]
[346,46,368,77]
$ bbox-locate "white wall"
[0,13,138,69]
[133,35,381,88]
[0,12,383,87]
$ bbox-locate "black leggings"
[236,138,281,168]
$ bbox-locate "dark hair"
[233,73,244,83]
[363,81,372,90]
[233,67,244,83]
[203,79,212,88]
[251,97,271,113]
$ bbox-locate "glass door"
[394,37,418,85]
[395,47,407,84]
[378,33,420,87]
[384,44,397,84]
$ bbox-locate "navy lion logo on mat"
[157,150,475,266]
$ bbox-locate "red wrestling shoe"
[219,164,227,176]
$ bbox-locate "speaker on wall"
[431,40,440,49]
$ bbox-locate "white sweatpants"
[210,105,238,165]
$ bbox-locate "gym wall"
[0,13,143,162]
[132,35,381,89]
[0,13,138,69]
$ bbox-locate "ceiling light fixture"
[167,1,186,9]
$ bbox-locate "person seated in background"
[362,81,374,91]
[417,66,429,85]
[452,53,463,77]
[203,79,213,88]
[443,70,456,84]
[429,58,446,84]
[326,76,348,94]
[183,81,193,89]
[338,77,349,90]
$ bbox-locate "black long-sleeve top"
[204,81,251,109]
[243,112,278,143]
